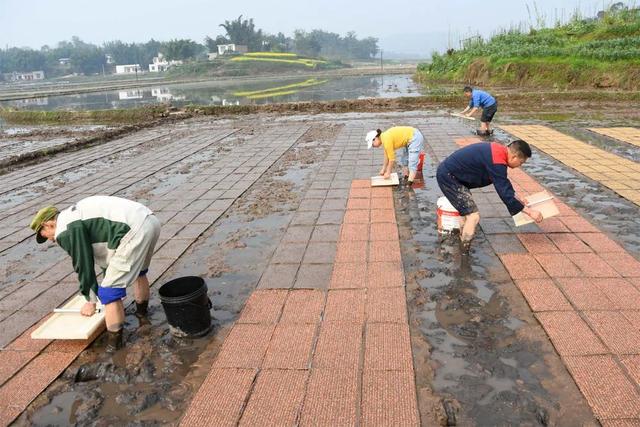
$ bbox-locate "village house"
[148,53,183,72]
[217,44,248,55]
[3,70,45,82]
[115,64,142,74]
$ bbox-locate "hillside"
[167,52,346,78]
[416,7,640,89]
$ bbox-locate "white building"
[3,70,45,82]
[115,64,142,74]
[151,87,185,102]
[148,53,183,72]
[11,97,48,107]
[217,44,248,55]
[118,89,143,100]
[207,52,218,61]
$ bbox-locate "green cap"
[30,206,59,244]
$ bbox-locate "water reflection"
[0,74,423,111]
[118,90,143,100]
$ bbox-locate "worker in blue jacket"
[436,140,543,253]
[460,86,497,135]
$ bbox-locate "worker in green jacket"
[30,195,161,352]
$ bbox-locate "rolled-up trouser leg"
[98,215,161,305]
[407,131,425,173]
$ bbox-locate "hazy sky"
[1,0,615,56]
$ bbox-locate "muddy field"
[1,109,639,426]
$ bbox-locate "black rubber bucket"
[158,276,212,337]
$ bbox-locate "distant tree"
[0,47,47,73]
[141,39,163,65]
[70,46,105,74]
[292,29,378,60]
[219,15,264,50]
[294,30,321,57]
[161,39,204,61]
[204,35,230,53]
[103,40,138,64]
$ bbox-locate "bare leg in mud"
[460,212,480,254]
[461,212,480,241]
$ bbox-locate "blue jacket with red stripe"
[440,142,524,215]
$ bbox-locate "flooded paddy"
[0,74,424,111]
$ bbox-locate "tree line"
[0,16,379,78]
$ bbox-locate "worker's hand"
[383,172,391,180]
[81,302,96,316]
[379,168,386,176]
[527,209,543,223]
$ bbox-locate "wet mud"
[7,111,638,425]
[16,123,340,426]
[397,152,598,426]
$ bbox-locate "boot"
[105,329,123,353]
[135,300,149,318]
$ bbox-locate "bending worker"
[460,86,497,135]
[366,126,425,185]
[30,195,161,352]
[436,140,542,253]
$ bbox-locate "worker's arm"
[522,206,543,222]
[514,194,542,222]
[384,159,395,179]
[380,151,389,175]
[460,105,471,115]
[515,193,528,205]
[465,107,479,117]
[56,223,99,303]
[488,166,530,216]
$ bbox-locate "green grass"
[0,107,166,125]
[417,7,640,89]
[167,54,344,78]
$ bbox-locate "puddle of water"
[31,391,81,425]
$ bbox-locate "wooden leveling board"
[31,295,105,340]
[371,172,400,187]
[512,191,559,227]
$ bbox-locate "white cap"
[365,130,378,149]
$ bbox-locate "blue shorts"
[396,130,425,172]
[436,164,478,216]
[97,269,149,304]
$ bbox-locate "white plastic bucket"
[437,196,461,234]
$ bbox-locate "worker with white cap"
[365,126,425,185]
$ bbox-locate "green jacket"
[55,196,152,300]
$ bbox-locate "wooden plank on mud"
[31,295,105,340]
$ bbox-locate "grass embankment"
[3,90,640,126]
[417,7,640,89]
[0,106,168,125]
[168,53,345,78]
